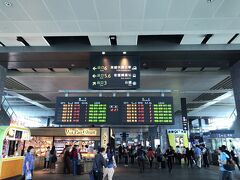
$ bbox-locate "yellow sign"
[65,128,98,136]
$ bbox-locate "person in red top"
[147,147,155,168]
[70,145,78,176]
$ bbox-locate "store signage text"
[65,128,98,136]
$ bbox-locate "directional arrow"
[92,82,96,86]
[92,74,96,78]
[93,67,97,71]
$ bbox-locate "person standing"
[194,145,202,168]
[231,146,240,170]
[63,146,71,174]
[49,146,57,173]
[165,146,175,174]
[70,145,78,176]
[103,148,117,180]
[92,147,107,180]
[22,146,34,180]
[147,147,155,169]
[182,147,187,164]
[219,146,233,180]
[43,146,50,170]
[155,145,163,169]
[130,146,136,165]
[176,146,182,165]
[137,145,146,173]
[118,145,123,163]
[123,147,129,167]
[202,144,210,168]
[186,147,194,168]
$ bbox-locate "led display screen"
[55,97,174,125]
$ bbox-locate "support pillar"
[0,65,6,107]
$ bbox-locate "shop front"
[0,126,31,179]
[26,127,111,174]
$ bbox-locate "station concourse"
[1,0,240,180]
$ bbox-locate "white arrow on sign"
[92,82,96,86]
[93,67,97,71]
[92,74,96,78]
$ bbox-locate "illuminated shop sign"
[65,128,99,136]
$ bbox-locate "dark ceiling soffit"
[1,44,240,53]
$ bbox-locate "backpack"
[223,153,235,171]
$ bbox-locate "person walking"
[63,146,71,174]
[70,145,78,176]
[43,146,50,170]
[231,146,240,170]
[165,146,175,174]
[186,147,194,168]
[202,144,210,168]
[130,146,136,165]
[92,147,107,180]
[176,146,182,165]
[219,146,233,180]
[137,144,146,173]
[22,146,35,180]
[194,145,202,168]
[49,146,57,173]
[123,147,129,167]
[118,145,123,163]
[155,145,163,169]
[147,147,155,169]
[103,148,117,180]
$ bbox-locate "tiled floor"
[10,164,240,180]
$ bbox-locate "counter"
[0,156,24,179]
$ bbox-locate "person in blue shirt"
[219,146,233,180]
[103,147,117,180]
[194,145,202,168]
[22,146,35,180]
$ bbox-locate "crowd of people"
[21,143,240,180]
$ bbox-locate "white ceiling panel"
[142,20,164,31]
[121,0,145,20]
[207,34,234,44]
[14,21,40,33]
[144,0,169,19]
[57,21,80,33]
[117,35,137,45]
[181,34,204,44]
[0,0,30,20]
[35,21,60,33]
[53,68,70,73]
[95,0,120,20]
[191,0,224,18]
[22,37,50,46]
[69,0,97,20]
[163,20,187,31]
[168,0,198,18]
[17,68,35,73]
[0,37,24,46]
[78,21,100,32]
[184,67,202,72]
[121,20,142,32]
[18,0,52,20]
[0,10,8,20]
[185,19,234,31]
[34,68,52,73]
[202,67,220,72]
[45,0,75,20]
[88,36,110,46]
[100,20,121,32]
[166,67,182,72]
[231,35,240,44]
[228,19,240,30]
[215,0,240,18]
[0,22,20,33]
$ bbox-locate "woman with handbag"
[22,146,34,180]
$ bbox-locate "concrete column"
[0,65,6,108]
[230,61,240,138]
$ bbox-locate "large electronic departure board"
[55,97,174,125]
[89,56,140,90]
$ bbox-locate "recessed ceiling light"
[207,0,214,3]
[123,51,127,55]
[102,51,105,55]
[4,1,12,7]
[71,64,75,67]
